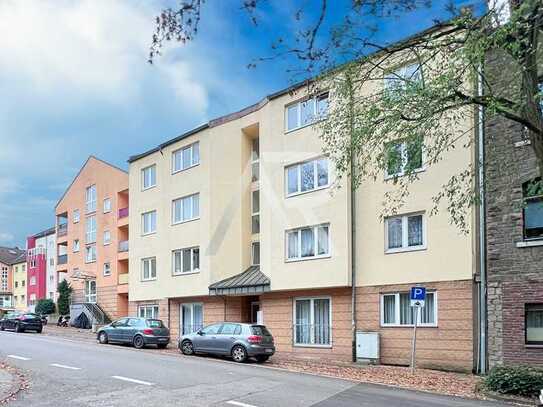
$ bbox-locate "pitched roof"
[0,246,26,265]
[209,266,270,295]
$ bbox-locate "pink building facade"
[26,227,56,310]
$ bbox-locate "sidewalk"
[42,325,484,400]
[0,362,28,404]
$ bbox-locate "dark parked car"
[179,323,275,363]
[0,312,43,333]
[97,317,170,349]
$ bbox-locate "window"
[252,190,260,234]
[286,157,329,196]
[201,323,221,335]
[85,245,96,263]
[49,258,54,267]
[385,213,425,253]
[181,303,203,335]
[172,247,200,275]
[103,198,111,213]
[30,276,36,286]
[103,230,111,245]
[139,305,159,319]
[522,179,543,240]
[85,185,97,213]
[73,209,80,223]
[172,142,200,173]
[251,138,259,182]
[141,257,157,281]
[384,63,422,94]
[294,297,331,346]
[14,281,18,288]
[86,215,96,243]
[73,239,80,252]
[84,280,97,303]
[286,224,330,261]
[285,93,329,132]
[526,304,543,345]
[142,210,157,235]
[142,165,156,190]
[385,137,423,178]
[220,323,241,335]
[381,292,437,326]
[172,193,199,224]
[22,280,25,287]
[103,262,111,276]
[251,241,260,265]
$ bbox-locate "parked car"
[179,323,275,363]
[0,312,43,333]
[97,317,170,349]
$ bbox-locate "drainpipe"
[477,65,487,375]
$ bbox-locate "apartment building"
[26,227,56,310]
[55,156,129,322]
[0,246,26,311]
[12,259,27,311]
[128,60,477,371]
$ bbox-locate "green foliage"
[56,280,72,315]
[35,299,55,315]
[485,365,543,398]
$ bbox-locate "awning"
[209,266,270,296]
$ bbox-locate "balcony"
[57,254,67,265]
[118,240,128,253]
[57,224,68,237]
[118,273,128,285]
[118,207,129,219]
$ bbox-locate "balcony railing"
[118,273,128,285]
[57,224,68,237]
[57,254,68,265]
[118,240,129,252]
[118,207,129,219]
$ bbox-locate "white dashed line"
[226,401,258,407]
[50,363,82,370]
[7,355,31,361]
[111,375,154,386]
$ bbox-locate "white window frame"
[285,223,331,262]
[85,184,97,214]
[103,230,111,246]
[251,138,259,182]
[380,291,438,327]
[251,241,260,266]
[103,198,111,213]
[141,165,157,190]
[73,239,80,252]
[138,304,159,319]
[85,245,96,263]
[285,93,329,133]
[384,63,422,93]
[30,276,36,286]
[141,210,157,236]
[180,302,204,336]
[73,209,80,223]
[285,156,330,197]
[384,212,426,254]
[384,139,425,179]
[172,247,200,276]
[292,296,332,348]
[251,190,260,234]
[86,215,97,244]
[172,193,200,225]
[85,280,97,303]
[103,262,111,276]
[141,257,157,281]
[172,141,200,174]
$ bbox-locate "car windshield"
[251,325,271,336]
[24,314,38,319]
[146,319,164,328]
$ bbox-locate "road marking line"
[7,355,30,361]
[111,375,154,386]
[226,401,258,407]
[50,363,81,370]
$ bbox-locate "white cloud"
[0,232,14,244]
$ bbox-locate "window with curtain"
[381,292,436,326]
[286,157,329,196]
[139,305,159,319]
[385,213,425,252]
[522,178,543,240]
[286,224,330,261]
[141,257,157,281]
[172,193,200,224]
[172,142,200,173]
[181,303,203,335]
[294,298,331,345]
[526,304,543,345]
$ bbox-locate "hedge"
[485,365,543,398]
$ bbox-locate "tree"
[57,280,72,316]
[35,299,55,315]
[149,1,543,229]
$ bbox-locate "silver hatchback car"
[179,322,275,363]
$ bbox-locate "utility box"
[356,331,380,364]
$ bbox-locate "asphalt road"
[0,331,505,407]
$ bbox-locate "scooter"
[57,315,70,327]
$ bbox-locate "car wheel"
[180,340,194,355]
[36,327,43,334]
[255,355,269,363]
[15,323,23,333]
[133,335,145,349]
[231,345,248,363]
[98,331,108,344]
[0,323,4,331]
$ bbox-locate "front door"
[84,280,96,303]
[251,302,261,324]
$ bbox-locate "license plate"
[158,338,167,341]
[265,349,273,353]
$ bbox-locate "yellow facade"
[12,261,27,311]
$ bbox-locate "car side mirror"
[111,323,117,328]
[197,330,204,336]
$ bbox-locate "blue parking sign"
[410,287,426,307]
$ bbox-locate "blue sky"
[0,0,480,247]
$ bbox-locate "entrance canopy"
[209,266,270,296]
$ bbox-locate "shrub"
[485,365,543,398]
[57,280,73,315]
[35,299,55,315]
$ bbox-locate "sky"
[0,0,480,248]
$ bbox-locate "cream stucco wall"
[12,261,27,311]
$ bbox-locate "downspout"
[477,65,487,375]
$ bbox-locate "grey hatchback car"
[179,322,275,363]
[97,317,170,349]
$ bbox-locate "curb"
[482,391,537,406]
[0,362,28,404]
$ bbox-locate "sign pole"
[411,305,420,373]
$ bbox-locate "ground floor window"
[84,280,97,303]
[381,291,437,326]
[526,304,543,345]
[139,305,159,319]
[294,297,331,346]
[181,303,203,335]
